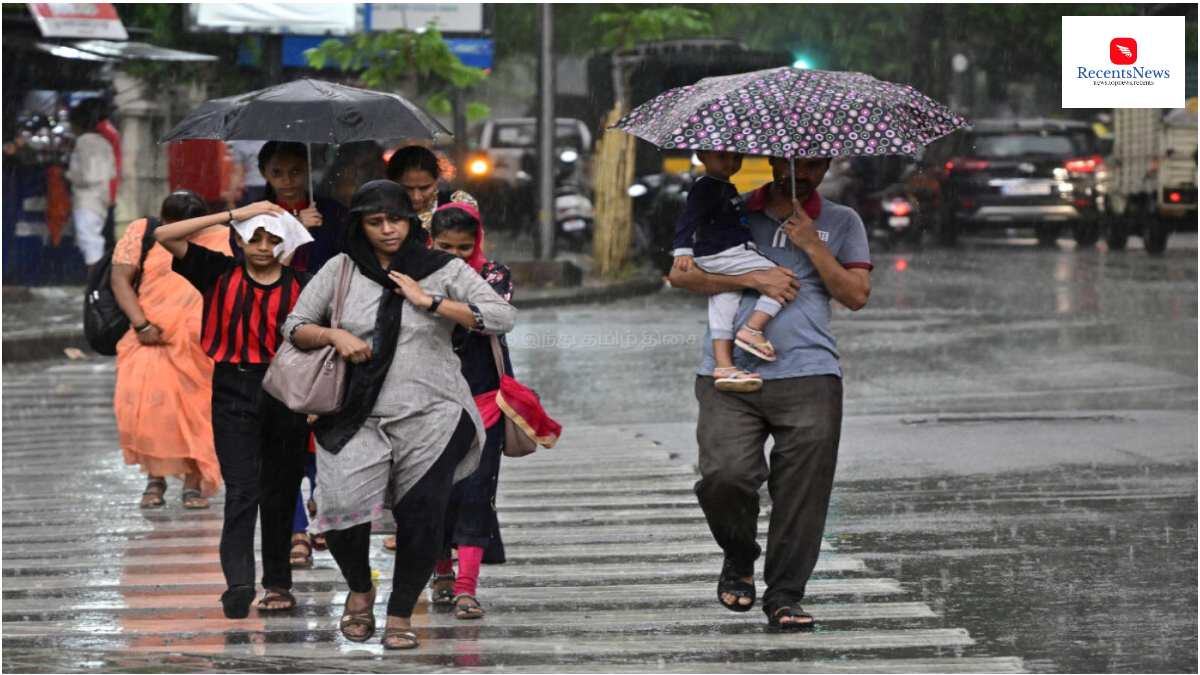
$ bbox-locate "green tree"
[305,25,490,124]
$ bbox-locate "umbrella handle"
[307,143,314,205]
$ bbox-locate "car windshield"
[970,132,1088,158]
[493,122,585,151]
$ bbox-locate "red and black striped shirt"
[172,243,305,365]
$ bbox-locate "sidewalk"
[1,232,664,363]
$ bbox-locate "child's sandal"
[735,326,777,362]
[713,367,763,393]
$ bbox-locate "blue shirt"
[697,185,873,380]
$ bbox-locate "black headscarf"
[314,180,455,454]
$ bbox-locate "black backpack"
[83,218,160,355]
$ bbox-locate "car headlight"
[627,184,649,198]
[467,157,492,177]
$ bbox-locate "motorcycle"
[515,148,595,254]
[629,171,694,275]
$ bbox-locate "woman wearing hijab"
[282,180,516,649]
[426,202,514,619]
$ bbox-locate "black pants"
[325,409,475,618]
[211,364,310,591]
[693,375,843,614]
[443,421,504,552]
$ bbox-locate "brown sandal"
[257,587,297,612]
[181,488,209,510]
[139,477,167,509]
[339,586,376,642]
[289,533,313,569]
[453,593,485,620]
[382,627,419,650]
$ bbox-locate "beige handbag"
[262,257,354,415]
[490,335,538,458]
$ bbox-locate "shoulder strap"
[489,335,506,383]
[138,217,160,263]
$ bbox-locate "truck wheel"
[1036,225,1061,247]
[1072,220,1100,248]
[1144,216,1170,255]
[1104,214,1129,250]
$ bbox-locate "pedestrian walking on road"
[155,201,313,620]
[282,180,515,649]
[111,190,226,510]
[386,144,476,235]
[427,202,515,619]
[256,141,349,275]
[668,156,872,630]
[65,99,116,274]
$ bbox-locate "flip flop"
[453,593,485,620]
[339,587,377,642]
[714,367,763,393]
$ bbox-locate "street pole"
[537,4,555,260]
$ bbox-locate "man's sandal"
[290,533,313,569]
[735,326,778,362]
[430,574,456,606]
[767,605,815,631]
[181,488,209,510]
[339,587,377,642]
[717,558,756,612]
[382,627,420,650]
[453,593,485,620]
[257,587,297,612]
[714,367,763,393]
[140,478,167,509]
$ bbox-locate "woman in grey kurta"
[282,180,514,649]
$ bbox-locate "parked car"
[934,118,1103,247]
[1095,105,1198,255]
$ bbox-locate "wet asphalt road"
[3,233,1196,672]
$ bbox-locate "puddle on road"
[828,463,1198,673]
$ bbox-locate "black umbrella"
[160,78,451,197]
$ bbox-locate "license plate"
[562,219,587,232]
[888,216,911,229]
[1002,183,1052,196]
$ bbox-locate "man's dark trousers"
[693,374,843,614]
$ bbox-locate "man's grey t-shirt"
[698,185,872,380]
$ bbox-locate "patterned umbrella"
[614,66,967,159]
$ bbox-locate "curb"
[1,276,666,364]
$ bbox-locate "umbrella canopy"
[159,78,450,145]
[614,67,967,159]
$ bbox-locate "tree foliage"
[305,25,490,122]
[592,6,713,51]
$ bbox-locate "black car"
[934,118,1103,246]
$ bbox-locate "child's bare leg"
[743,310,772,332]
[713,339,735,369]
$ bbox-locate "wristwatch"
[426,295,444,314]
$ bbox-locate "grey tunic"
[282,253,516,533]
